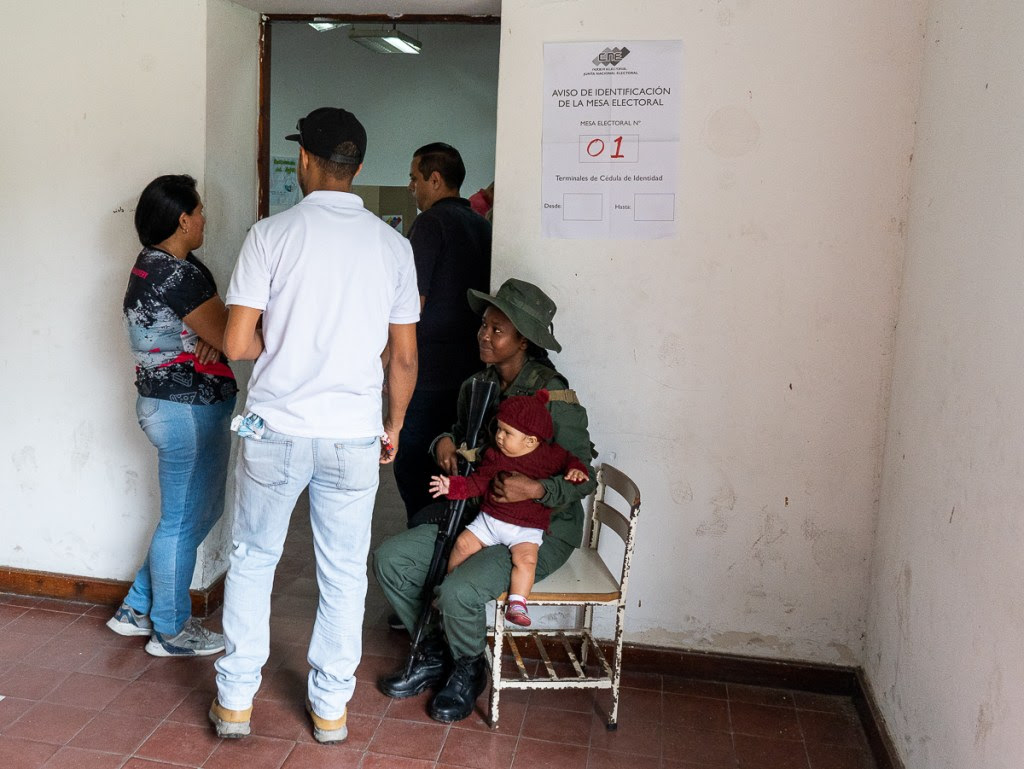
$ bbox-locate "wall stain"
[974,666,1002,749]
[896,563,911,635]
[696,484,735,537]
[670,479,693,504]
[802,519,856,574]
[71,422,94,471]
[12,445,38,491]
[12,445,37,472]
[124,469,139,497]
[705,105,760,157]
[894,562,912,691]
[751,508,787,567]
[658,331,686,369]
[740,222,768,246]
[632,626,847,661]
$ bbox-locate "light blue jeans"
[214,424,380,719]
[125,395,235,635]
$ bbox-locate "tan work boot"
[208,698,252,738]
[306,699,348,744]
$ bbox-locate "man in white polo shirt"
[208,107,419,744]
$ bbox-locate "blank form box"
[563,193,604,221]
[634,193,675,221]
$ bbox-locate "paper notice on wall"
[269,156,301,210]
[542,40,683,240]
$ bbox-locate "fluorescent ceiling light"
[349,27,422,54]
[309,18,346,32]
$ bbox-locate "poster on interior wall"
[269,156,302,211]
[542,40,682,239]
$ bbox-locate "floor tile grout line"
[796,707,817,769]
[725,690,740,769]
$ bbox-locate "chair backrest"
[587,463,642,599]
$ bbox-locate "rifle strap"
[457,444,479,463]
[546,389,579,405]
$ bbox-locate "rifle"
[403,377,498,677]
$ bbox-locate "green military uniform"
[373,358,597,659]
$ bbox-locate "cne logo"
[592,46,630,67]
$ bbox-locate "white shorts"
[466,512,544,548]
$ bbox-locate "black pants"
[393,387,459,523]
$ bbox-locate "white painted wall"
[865,0,1024,766]
[0,0,258,588]
[495,0,925,663]
[268,21,499,209]
[199,0,261,586]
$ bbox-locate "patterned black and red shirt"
[123,247,236,404]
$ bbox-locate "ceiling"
[227,0,500,16]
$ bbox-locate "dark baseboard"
[619,642,860,694]
[853,668,902,769]
[0,566,225,618]
[0,568,900,768]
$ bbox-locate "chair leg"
[489,600,505,729]
[607,601,625,730]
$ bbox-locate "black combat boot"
[428,654,489,723]
[378,635,448,699]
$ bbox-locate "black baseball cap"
[286,107,367,164]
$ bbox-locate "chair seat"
[499,547,621,603]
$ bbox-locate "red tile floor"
[0,473,879,769]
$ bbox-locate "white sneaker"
[106,602,153,637]
[146,618,225,657]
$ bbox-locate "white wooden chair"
[488,463,642,730]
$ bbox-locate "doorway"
[257,14,501,230]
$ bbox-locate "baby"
[429,390,589,626]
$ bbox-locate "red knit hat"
[497,390,553,441]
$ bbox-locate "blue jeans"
[125,395,235,635]
[214,425,381,719]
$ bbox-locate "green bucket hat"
[467,278,562,353]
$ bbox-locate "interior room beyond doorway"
[265,17,500,232]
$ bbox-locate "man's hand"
[491,471,544,504]
[380,425,399,465]
[434,436,458,474]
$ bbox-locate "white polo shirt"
[226,190,419,438]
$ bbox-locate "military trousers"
[373,522,574,659]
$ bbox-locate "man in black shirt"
[396,143,492,522]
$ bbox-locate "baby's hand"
[564,468,589,483]
[429,475,451,498]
